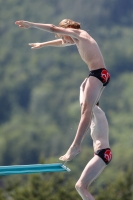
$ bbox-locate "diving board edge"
[61,164,71,172]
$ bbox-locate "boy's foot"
[59,145,81,161]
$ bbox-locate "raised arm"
[29,39,75,49]
[15,20,81,39]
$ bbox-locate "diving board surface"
[0,163,71,176]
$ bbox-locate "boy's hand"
[29,43,42,49]
[15,20,31,29]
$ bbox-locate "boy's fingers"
[31,46,37,49]
[29,43,37,46]
[15,21,20,25]
[15,21,23,26]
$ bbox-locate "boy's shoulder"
[79,29,92,40]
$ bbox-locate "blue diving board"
[0,163,71,176]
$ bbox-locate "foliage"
[0,0,133,199]
[0,173,81,200]
[96,166,133,200]
[0,166,132,200]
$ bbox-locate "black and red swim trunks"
[94,148,112,165]
[88,68,110,86]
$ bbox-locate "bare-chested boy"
[15,19,110,161]
[71,78,112,200]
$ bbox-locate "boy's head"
[58,19,81,29]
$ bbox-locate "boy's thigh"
[83,76,103,105]
[78,155,106,186]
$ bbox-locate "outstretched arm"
[15,20,81,39]
[29,39,75,49]
[15,20,58,32]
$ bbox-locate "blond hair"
[58,19,81,29]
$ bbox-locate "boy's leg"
[59,77,104,161]
[75,155,106,200]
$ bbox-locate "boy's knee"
[75,182,81,192]
[75,181,85,192]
